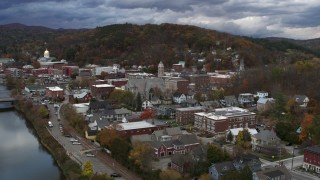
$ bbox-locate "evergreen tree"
[136,92,142,111]
[227,131,234,142]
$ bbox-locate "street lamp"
[291,145,297,170]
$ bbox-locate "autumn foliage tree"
[82,160,94,178]
[129,142,154,170]
[140,108,155,119]
[159,169,182,180]
[299,113,314,141]
[96,128,123,148]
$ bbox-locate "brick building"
[303,145,320,173]
[91,84,115,98]
[165,77,189,94]
[45,86,64,99]
[32,68,48,76]
[194,107,256,136]
[176,106,205,125]
[181,74,209,90]
[62,66,79,77]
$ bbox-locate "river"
[0,85,63,180]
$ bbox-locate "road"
[260,155,318,180]
[44,96,141,180]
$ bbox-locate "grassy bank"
[14,97,82,179]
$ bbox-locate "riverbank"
[14,96,82,180]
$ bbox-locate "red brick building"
[172,64,183,72]
[303,145,320,173]
[175,106,205,125]
[108,79,128,88]
[45,86,64,99]
[91,84,115,98]
[151,134,200,158]
[32,68,48,76]
[62,66,79,77]
[208,73,231,87]
[194,107,256,136]
[181,74,209,90]
[165,77,189,94]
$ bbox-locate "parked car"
[72,142,81,145]
[64,134,71,138]
[110,173,121,177]
[70,138,78,142]
[85,153,95,157]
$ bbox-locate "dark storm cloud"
[0,0,319,39]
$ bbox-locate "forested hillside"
[0,23,319,69]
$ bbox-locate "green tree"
[109,137,131,164]
[37,105,49,118]
[207,144,229,163]
[308,115,320,144]
[135,92,142,111]
[222,170,240,180]
[82,160,93,178]
[272,94,287,119]
[227,131,234,142]
[240,165,253,180]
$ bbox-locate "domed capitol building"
[37,48,68,67]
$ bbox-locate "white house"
[173,92,187,104]
[142,100,153,109]
[256,91,268,99]
[294,95,309,108]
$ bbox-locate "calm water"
[0,85,63,180]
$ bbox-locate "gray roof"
[294,95,308,103]
[165,127,182,136]
[126,78,165,96]
[179,134,199,145]
[305,145,320,154]
[131,134,152,143]
[212,161,236,173]
[253,129,280,141]
[171,153,191,167]
[114,108,131,114]
[89,101,112,110]
[264,170,284,178]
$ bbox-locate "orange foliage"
[97,128,122,147]
[140,108,155,119]
[299,113,314,141]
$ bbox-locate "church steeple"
[158,61,164,77]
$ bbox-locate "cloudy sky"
[0,0,319,39]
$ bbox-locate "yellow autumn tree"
[82,160,93,178]
[128,142,153,170]
[159,169,182,180]
[299,113,314,141]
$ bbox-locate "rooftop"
[116,121,155,131]
[92,84,115,88]
[47,86,63,91]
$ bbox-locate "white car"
[85,153,95,157]
[72,142,81,145]
[69,138,78,142]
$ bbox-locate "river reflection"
[0,86,63,180]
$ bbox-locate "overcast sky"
[0,0,319,40]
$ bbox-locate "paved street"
[45,99,141,180]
